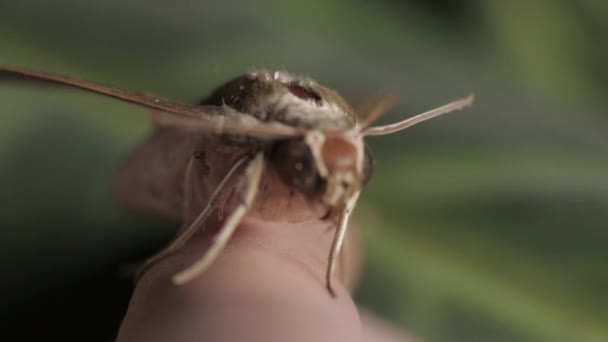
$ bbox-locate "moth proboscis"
[0,66,474,296]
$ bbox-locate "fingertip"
[118,219,366,341]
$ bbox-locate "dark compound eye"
[287,82,322,103]
[272,139,325,196]
[362,143,375,185]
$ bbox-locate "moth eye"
[287,82,322,103]
[362,143,375,185]
[272,139,325,195]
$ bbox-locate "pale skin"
[116,217,415,342]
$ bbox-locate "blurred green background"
[1,1,607,341]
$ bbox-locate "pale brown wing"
[111,129,250,222]
[0,65,302,140]
[111,129,194,221]
[352,93,398,128]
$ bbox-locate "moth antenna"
[362,93,474,137]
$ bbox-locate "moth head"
[272,130,374,218]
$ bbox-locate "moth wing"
[112,129,245,224]
[0,65,303,139]
[111,129,192,221]
[348,93,397,128]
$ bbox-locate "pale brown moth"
[0,66,473,296]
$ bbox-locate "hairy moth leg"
[326,190,360,297]
[173,152,265,285]
[135,154,249,281]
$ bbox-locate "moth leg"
[173,152,265,285]
[135,154,249,281]
[326,191,361,297]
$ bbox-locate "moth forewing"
[356,93,398,129]
[149,108,302,140]
[0,66,303,140]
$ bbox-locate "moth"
[0,66,473,296]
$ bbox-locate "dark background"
[1,1,607,341]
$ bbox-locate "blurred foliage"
[0,0,607,341]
